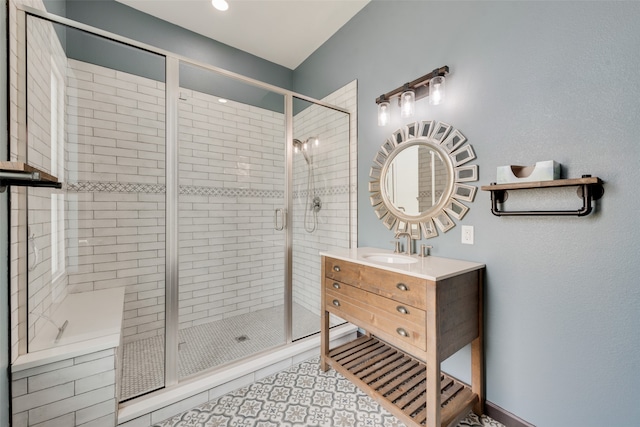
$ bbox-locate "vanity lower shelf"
[326,335,478,427]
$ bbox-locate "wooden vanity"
[320,248,485,427]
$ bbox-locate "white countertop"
[320,247,485,281]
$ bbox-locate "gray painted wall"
[1,1,10,425]
[295,1,640,426]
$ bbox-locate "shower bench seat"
[11,287,125,427]
[319,248,485,427]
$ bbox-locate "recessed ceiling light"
[211,0,229,12]
[218,98,228,103]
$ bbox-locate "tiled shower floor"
[151,356,505,427]
[121,303,322,400]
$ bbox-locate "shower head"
[293,137,317,165]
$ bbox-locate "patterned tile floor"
[153,357,505,427]
[121,304,327,400]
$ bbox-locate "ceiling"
[115,0,370,70]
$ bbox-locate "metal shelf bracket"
[0,162,62,193]
[481,175,604,217]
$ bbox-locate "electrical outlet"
[461,225,474,245]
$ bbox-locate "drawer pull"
[396,328,409,337]
[396,306,408,315]
[332,282,340,289]
[333,265,341,272]
[396,283,408,291]
[332,299,341,307]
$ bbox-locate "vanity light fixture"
[211,0,229,11]
[376,65,449,126]
[429,74,445,105]
[378,95,390,127]
[400,84,415,118]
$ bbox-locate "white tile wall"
[11,348,118,426]
[176,89,286,330]
[64,59,167,344]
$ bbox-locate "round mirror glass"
[383,144,448,217]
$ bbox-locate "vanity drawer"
[324,278,425,328]
[359,268,427,309]
[325,257,427,308]
[325,287,427,352]
[324,257,361,286]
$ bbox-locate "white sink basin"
[362,253,418,265]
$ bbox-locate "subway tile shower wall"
[64,59,167,344]
[175,87,286,333]
[61,60,356,344]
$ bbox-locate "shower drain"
[235,335,249,342]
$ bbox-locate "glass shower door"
[291,97,351,341]
[176,62,287,379]
[24,15,168,401]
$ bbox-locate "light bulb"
[303,142,308,151]
[400,89,415,118]
[314,137,319,146]
[378,101,390,127]
[429,75,445,105]
[211,0,229,11]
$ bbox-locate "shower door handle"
[274,208,285,231]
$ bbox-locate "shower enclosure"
[18,10,353,403]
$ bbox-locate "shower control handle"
[274,208,285,231]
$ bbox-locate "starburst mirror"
[369,120,478,239]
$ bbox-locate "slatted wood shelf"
[326,335,478,427]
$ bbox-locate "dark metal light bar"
[375,65,449,104]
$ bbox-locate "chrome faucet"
[394,232,414,255]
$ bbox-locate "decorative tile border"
[294,184,351,199]
[180,185,283,199]
[65,181,166,194]
[64,181,354,199]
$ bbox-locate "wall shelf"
[480,175,604,217]
[0,162,61,193]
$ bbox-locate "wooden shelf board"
[0,161,58,183]
[481,177,601,192]
[326,336,478,427]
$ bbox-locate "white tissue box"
[496,160,561,184]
